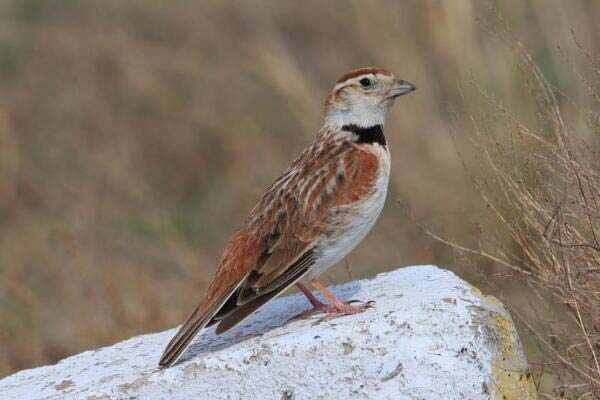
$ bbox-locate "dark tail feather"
[160,283,287,366]
[159,276,250,368]
[158,305,214,368]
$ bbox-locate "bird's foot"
[288,299,329,321]
[290,280,374,322]
[321,299,375,319]
[289,299,374,322]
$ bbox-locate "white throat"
[323,104,387,130]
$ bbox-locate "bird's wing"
[159,134,379,367]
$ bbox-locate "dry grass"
[0,1,599,392]
[411,19,600,398]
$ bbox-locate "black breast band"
[342,124,386,147]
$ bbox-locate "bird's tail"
[159,249,314,367]
[158,303,214,368]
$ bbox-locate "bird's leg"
[288,283,329,321]
[290,280,374,321]
[310,279,374,316]
[296,282,328,309]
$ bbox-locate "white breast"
[305,145,390,280]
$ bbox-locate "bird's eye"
[359,77,373,88]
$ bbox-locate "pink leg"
[290,280,374,321]
[296,282,327,309]
[289,283,329,320]
[310,279,374,316]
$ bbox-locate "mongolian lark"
[159,67,416,367]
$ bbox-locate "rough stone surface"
[0,265,537,399]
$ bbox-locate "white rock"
[0,265,537,399]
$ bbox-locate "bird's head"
[323,67,416,128]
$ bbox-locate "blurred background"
[0,0,598,392]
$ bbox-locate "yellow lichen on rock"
[480,295,538,400]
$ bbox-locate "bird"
[159,67,416,367]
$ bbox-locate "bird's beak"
[388,79,416,99]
